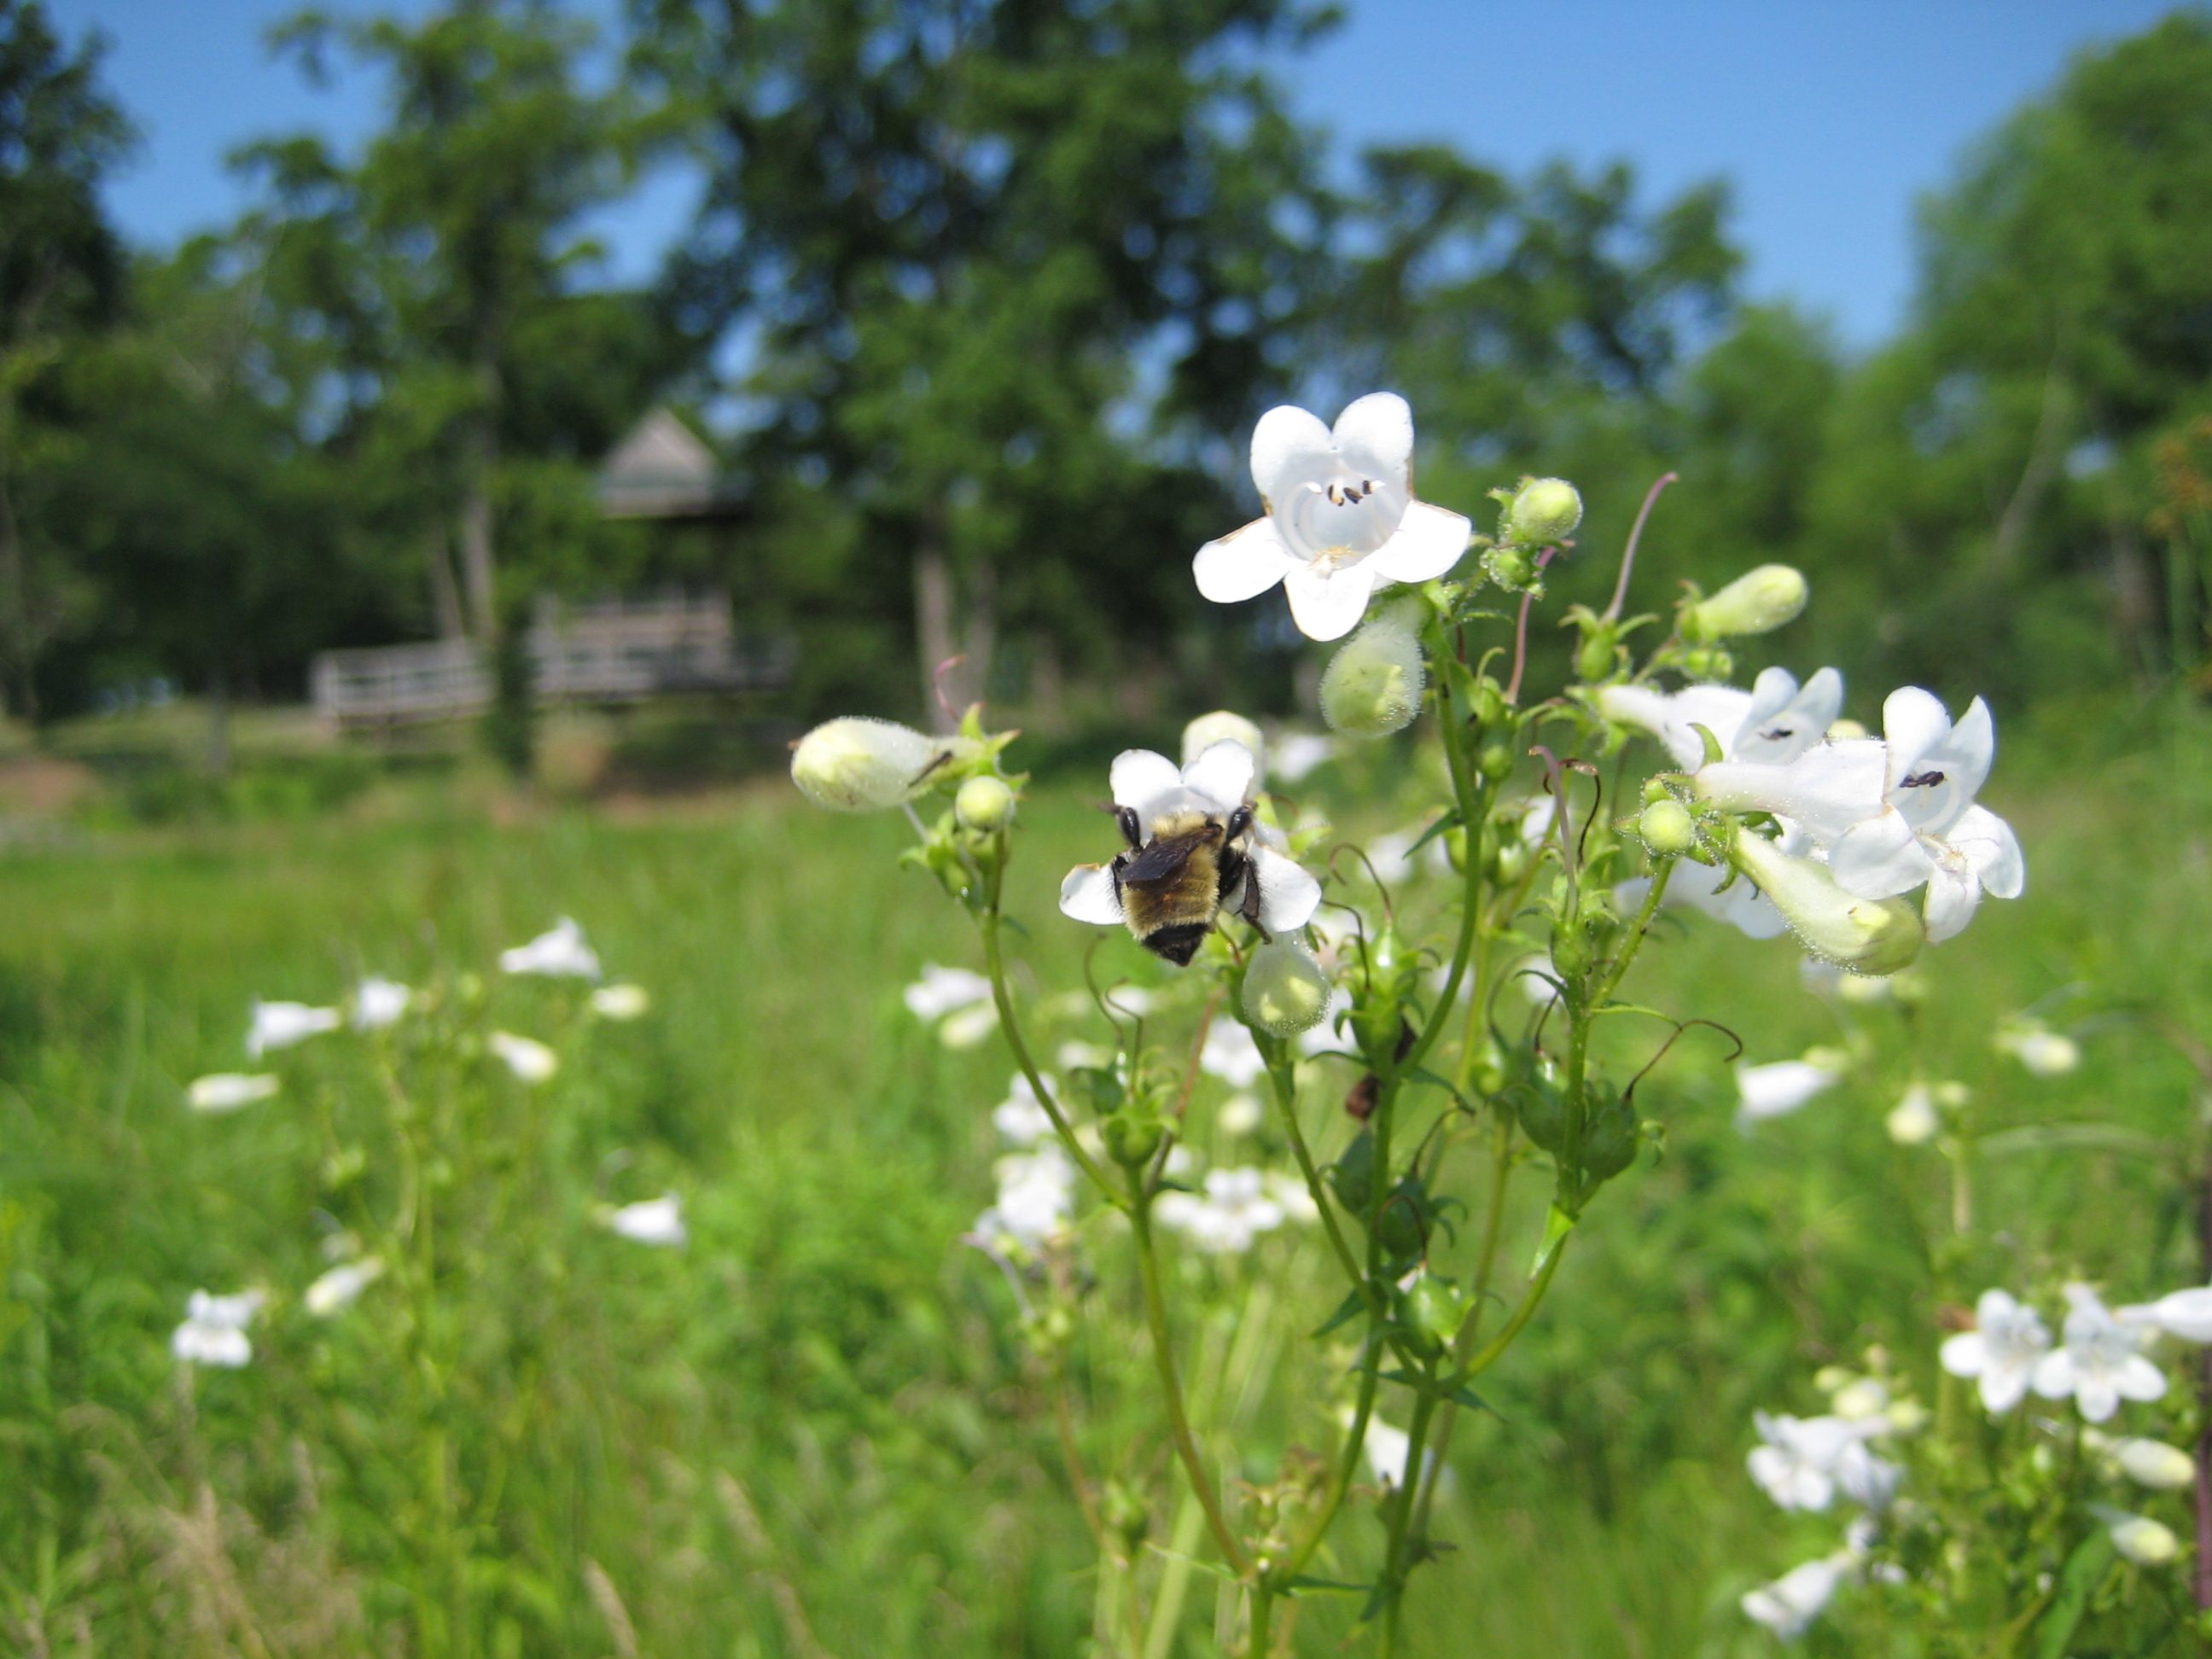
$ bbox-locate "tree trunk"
[459,454,498,640]
[915,533,958,730]
[912,539,998,730]
[0,471,38,725]
[428,525,468,641]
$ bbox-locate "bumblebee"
[1109,800,1266,965]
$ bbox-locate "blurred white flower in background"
[1055,1039,1114,1072]
[247,1000,341,1058]
[2085,1430,2196,1490]
[186,1073,280,1114]
[990,1074,1055,1147]
[1747,1412,1894,1513]
[975,1145,1075,1249]
[1218,1093,1265,1136]
[499,917,603,981]
[172,1289,265,1368]
[488,1031,559,1085]
[1199,1020,1267,1089]
[1940,1289,2051,1414]
[1994,1018,2081,1077]
[604,1193,687,1248]
[1269,732,1333,784]
[1741,1551,1854,1640]
[2034,1283,2167,1423]
[905,963,999,1047]
[1734,1052,1846,1130]
[589,983,650,1020]
[1885,1083,1940,1146]
[305,1256,386,1316]
[2102,1508,2180,1567]
[351,976,414,1032]
[1154,1167,1284,1254]
[2119,1284,2212,1343]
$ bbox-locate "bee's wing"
[1121,828,1214,884]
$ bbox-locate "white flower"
[1199,1021,1267,1089]
[1193,393,1473,642]
[789,716,956,812]
[1056,1039,1115,1072]
[2102,1509,2180,1566]
[2033,1283,2168,1423]
[605,1193,686,1248]
[1735,1055,1844,1130]
[488,1031,558,1085]
[1742,1551,1854,1639]
[1747,1412,1893,1512]
[2093,1433,2196,1490]
[499,917,603,981]
[1340,1408,1446,1493]
[1885,1083,1940,1146]
[172,1289,264,1368]
[975,1144,1075,1249]
[991,1074,1056,1147]
[1181,711,1266,777]
[1264,1168,1318,1223]
[1728,830,1924,975]
[247,1000,341,1058]
[187,1073,280,1114]
[352,976,414,1032]
[1994,1020,2081,1077]
[1269,732,1333,783]
[1940,1289,2052,1414]
[590,984,650,1021]
[1219,1093,1265,1136]
[1059,742,1321,954]
[304,1256,385,1316]
[904,963,992,1021]
[2118,1285,2212,1344]
[1598,665,1843,772]
[1154,1167,1286,1254]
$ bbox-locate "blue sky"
[50,0,2182,348]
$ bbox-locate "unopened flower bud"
[1319,608,1425,740]
[1483,544,1534,590]
[1181,711,1265,777]
[1478,742,1515,784]
[1638,799,1696,856]
[2106,1512,2180,1567]
[1731,830,1923,976]
[792,717,943,812]
[1243,939,1330,1037]
[1687,564,1807,641]
[1827,717,1868,741]
[1886,1083,1939,1146]
[1104,1112,1163,1167]
[1505,477,1583,546]
[955,775,1017,832]
[2110,1437,2196,1491]
[1406,1274,1465,1351]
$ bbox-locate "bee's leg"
[1220,847,1269,940]
[1110,851,1129,909]
[1117,806,1143,851]
[1224,805,1253,842]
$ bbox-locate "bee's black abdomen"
[1143,923,1211,966]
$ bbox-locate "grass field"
[2,694,2208,1656]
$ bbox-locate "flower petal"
[2116,1354,2169,1403]
[1181,740,1255,811]
[1249,404,1335,503]
[1367,500,1470,585]
[2031,1350,2076,1399]
[1059,864,1124,925]
[2078,1376,2121,1423]
[1921,863,1982,944]
[1251,844,1322,933]
[1949,805,2024,899]
[1880,686,1953,795]
[1195,517,1297,603]
[1982,1366,2030,1414]
[1829,810,1935,899]
[1695,742,1887,841]
[1330,392,1414,486]
[1939,1331,1988,1378]
[1109,749,1181,813]
[1283,562,1379,643]
[1941,696,1996,802]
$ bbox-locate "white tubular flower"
[1748,1412,1883,1513]
[499,917,603,981]
[1994,1019,2081,1077]
[2102,1509,2180,1567]
[2119,1285,2212,1344]
[2033,1284,2168,1423]
[1154,1167,1285,1254]
[977,1144,1075,1249]
[1734,1055,1845,1130]
[589,984,650,1021]
[1687,563,1809,640]
[1729,830,1924,976]
[789,716,950,812]
[904,963,992,1021]
[247,1000,341,1059]
[1059,742,1321,945]
[1941,1289,2052,1414]
[1181,711,1266,777]
[605,1193,687,1248]
[352,976,413,1032]
[172,1289,265,1368]
[2095,1434,2196,1490]
[488,1031,559,1085]
[1598,665,1843,772]
[1742,1551,1854,1640]
[990,1074,1056,1147]
[1199,1020,1267,1089]
[304,1256,385,1317]
[1885,1083,1940,1146]
[1193,393,1473,642]
[187,1073,280,1114]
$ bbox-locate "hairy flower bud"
[1319,606,1425,739]
[1181,711,1265,777]
[1505,477,1583,546]
[1687,564,1808,641]
[1731,830,1924,976]
[1243,939,1331,1038]
[1638,799,1697,856]
[792,717,944,812]
[2106,1511,2180,1567]
[955,775,1017,832]
[2108,1437,2196,1491]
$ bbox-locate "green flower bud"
[1580,1086,1639,1184]
[1330,1129,1376,1213]
[1678,645,1733,681]
[2106,1512,2180,1568]
[792,717,945,812]
[1243,939,1332,1037]
[1377,1177,1429,1261]
[1638,799,1696,856]
[2108,1436,2197,1491]
[1319,609,1425,740]
[1642,776,1675,806]
[1406,1274,1465,1352]
[1102,1480,1150,1547]
[1477,742,1515,784]
[1104,1112,1162,1167]
[954,775,1017,831]
[1512,1078,1567,1155]
[1482,544,1534,591]
[1469,1036,1509,1097]
[1731,830,1924,976]
[1062,1066,1126,1117]
[1181,710,1266,776]
[1505,477,1583,546]
[1686,565,1807,641]
[1550,921,1592,983]
[1575,626,1619,684]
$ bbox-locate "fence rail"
[311,596,794,731]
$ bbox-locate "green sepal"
[1531,1203,1576,1275]
[1310,1285,1370,1340]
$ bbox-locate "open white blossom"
[488,1031,559,1085]
[2033,1283,2167,1423]
[1193,393,1472,642]
[247,1000,341,1058]
[172,1289,264,1368]
[1219,1093,1265,1136]
[904,963,992,1020]
[975,1144,1075,1249]
[1269,732,1334,783]
[1199,1020,1267,1089]
[990,1074,1056,1147]
[1940,1288,2052,1414]
[305,1256,385,1316]
[1748,1412,1895,1513]
[1735,1054,1845,1130]
[187,1072,281,1114]
[499,917,603,981]
[1342,1407,1447,1493]
[605,1193,687,1248]
[1598,665,1843,772]
[1742,1551,1855,1640]
[1154,1167,1286,1254]
[352,976,414,1032]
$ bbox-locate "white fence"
[311,595,794,731]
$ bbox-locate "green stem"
[1263,1047,1372,1304]
[1130,1198,1253,1577]
[1271,1335,1383,1587]
[1377,1388,1439,1656]
[1248,1584,1274,1658]
[1451,1237,1569,1385]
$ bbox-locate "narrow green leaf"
[1531,1203,1576,1276]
